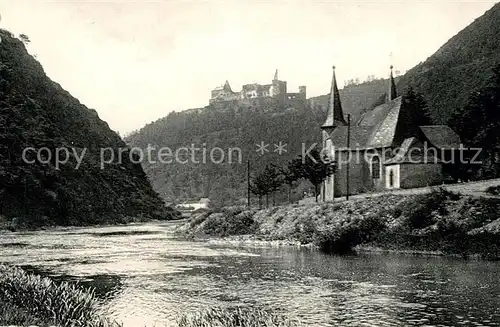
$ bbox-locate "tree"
[404,86,431,127]
[249,171,270,209]
[263,164,283,206]
[280,163,301,203]
[249,164,284,208]
[450,64,500,178]
[289,148,334,202]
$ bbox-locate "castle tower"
[321,66,347,133]
[388,65,397,102]
[299,86,307,100]
[271,69,287,104]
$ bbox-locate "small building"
[176,198,211,211]
[321,65,463,199]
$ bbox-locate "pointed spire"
[223,80,232,92]
[273,69,278,81]
[388,65,397,102]
[322,65,347,131]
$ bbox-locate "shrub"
[314,214,386,254]
[486,185,500,195]
[0,265,120,327]
[293,217,318,244]
[396,188,459,229]
[196,210,259,237]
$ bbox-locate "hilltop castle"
[209,70,306,105]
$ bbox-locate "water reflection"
[0,222,499,327]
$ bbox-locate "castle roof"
[213,80,235,93]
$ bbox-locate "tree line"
[249,148,334,207]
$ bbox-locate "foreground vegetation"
[178,188,500,259]
[0,265,121,326]
[0,265,299,327]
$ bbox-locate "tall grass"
[178,307,300,327]
[0,265,121,327]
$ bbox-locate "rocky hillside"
[0,30,178,229]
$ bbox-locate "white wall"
[385,165,400,189]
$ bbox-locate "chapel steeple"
[321,65,347,132]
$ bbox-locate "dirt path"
[299,178,500,204]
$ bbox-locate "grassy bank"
[178,188,500,259]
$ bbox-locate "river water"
[0,221,499,327]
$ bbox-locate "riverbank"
[177,188,500,260]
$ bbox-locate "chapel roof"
[419,125,462,149]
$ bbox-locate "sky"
[0,0,497,134]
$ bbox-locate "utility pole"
[346,114,351,201]
[247,159,251,208]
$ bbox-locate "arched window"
[371,156,381,179]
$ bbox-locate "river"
[0,221,499,327]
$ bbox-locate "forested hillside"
[0,30,177,229]
[309,77,401,122]
[126,100,322,206]
[394,3,500,124]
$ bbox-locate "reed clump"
[0,264,121,327]
[178,306,300,327]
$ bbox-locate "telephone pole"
[247,159,251,207]
[346,114,351,201]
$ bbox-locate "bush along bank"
[178,189,500,259]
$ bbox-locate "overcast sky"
[0,0,497,134]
